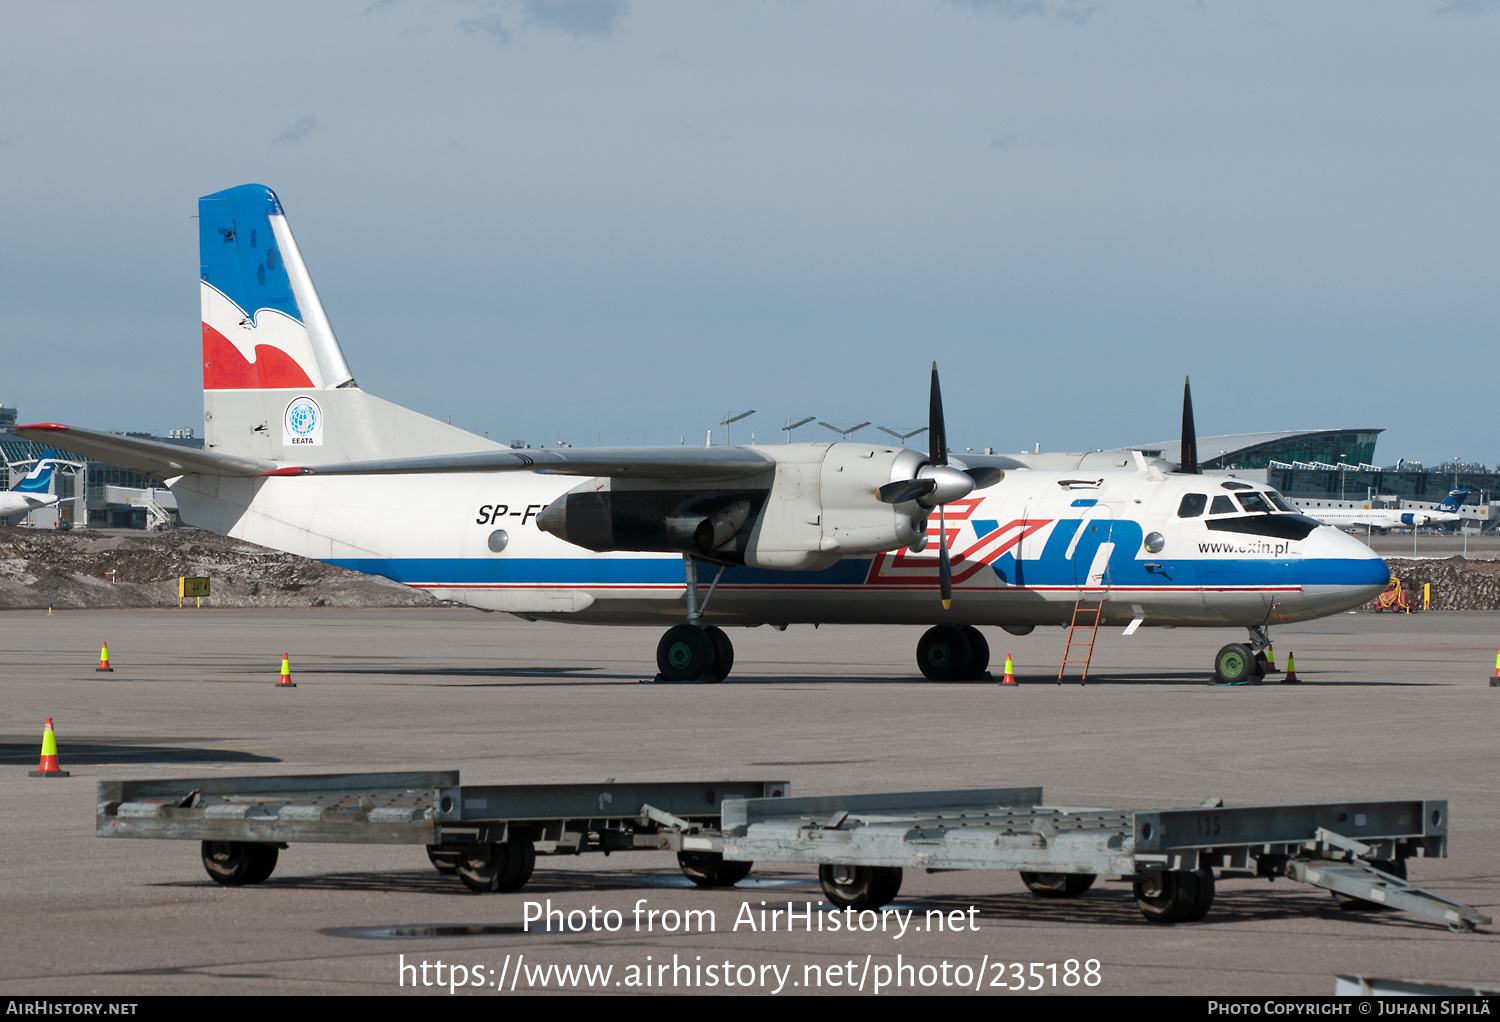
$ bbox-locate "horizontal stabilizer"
[11,425,276,480]
[263,445,778,481]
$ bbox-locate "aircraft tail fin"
[1437,489,1470,514]
[197,184,498,465]
[12,452,57,493]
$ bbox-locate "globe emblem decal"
[283,396,323,446]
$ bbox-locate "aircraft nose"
[1298,525,1390,615]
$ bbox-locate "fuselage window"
[1220,481,1253,490]
[1177,493,1208,518]
[1236,492,1275,514]
[1209,495,1236,515]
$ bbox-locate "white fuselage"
[172,454,1390,630]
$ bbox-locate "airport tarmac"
[1,607,1497,997]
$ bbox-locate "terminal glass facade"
[1203,430,1381,471]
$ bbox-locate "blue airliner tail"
[13,453,57,494]
[1437,489,1470,514]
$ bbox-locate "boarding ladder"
[1058,599,1105,685]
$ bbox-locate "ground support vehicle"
[97,773,1489,930]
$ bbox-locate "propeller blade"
[929,362,948,467]
[963,466,1005,490]
[938,503,952,609]
[1180,375,1200,475]
[876,478,938,504]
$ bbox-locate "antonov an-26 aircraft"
[14,185,1391,686]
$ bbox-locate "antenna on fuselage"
[1180,376,1200,475]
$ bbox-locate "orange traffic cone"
[277,652,296,688]
[1491,647,1499,687]
[28,717,70,778]
[1283,652,1301,684]
[96,642,113,672]
[1000,653,1017,685]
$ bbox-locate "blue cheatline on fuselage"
[322,553,1389,592]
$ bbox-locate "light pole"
[721,410,755,446]
[782,416,815,443]
[818,421,870,442]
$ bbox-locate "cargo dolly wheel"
[1020,871,1096,898]
[457,836,536,893]
[818,864,903,911]
[201,841,279,886]
[426,845,460,875]
[1133,868,1214,924]
[678,851,753,888]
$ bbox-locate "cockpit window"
[1236,492,1275,514]
[1266,491,1297,512]
[1209,495,1236,515]
[1177,494,1207,518]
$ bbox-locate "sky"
[1,0,1496,464]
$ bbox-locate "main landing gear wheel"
[426,845,459,875]
[1133,868,1215,924]
[677,851,753,888]
[704,626,734,682]
[657,625,718,682]
[201,841,279,886]
[916,625,972,681]
[1019,872,1096,898]
[456,835,536,893]
[818,864,904,911]
[1334,858,1407,911]
[960,626,990,679]
[1213,643,1256,686]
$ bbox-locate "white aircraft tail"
[198,184,498,465]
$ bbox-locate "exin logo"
[283,395,323,446]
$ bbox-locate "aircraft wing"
[9,424,276,479]
[260,446,778,481]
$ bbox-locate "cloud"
[458,13,511,40]
[1436,0,1497,14]
[949,0,1046,19]
[949,0,1103,22]
[991,131,1022,150]
[522,0,630,38]
[270,116,319,145]
[0,130,15,149]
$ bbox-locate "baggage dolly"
[719,787,1491,931]
[96,771,788,893]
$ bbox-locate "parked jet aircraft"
[0,453,60,520]
[14,184,1390,685]
[1298,490,1471,532]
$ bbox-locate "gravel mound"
[1380,557,1500,611]
[0,529,450,610]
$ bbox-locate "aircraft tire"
[704,626,734,682]
[961,626,990,680]
[1020,872,1096,898]
[1253,651,1268,677]
[818,864,903,911]
[1133,868,1208,924]
[657,625,716,682]
[1213,643,1256,685]
[201,841,279,886]
[917,625,972,681]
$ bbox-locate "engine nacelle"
[537,444,934,570]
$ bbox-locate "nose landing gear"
[1213,626,1277,686]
